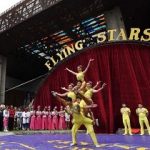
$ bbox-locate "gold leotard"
[84,88,93,99]
[67,91,76,100]
[76,72,84,82]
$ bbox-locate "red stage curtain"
[34,43,150,133]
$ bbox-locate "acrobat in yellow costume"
[76,72,84,82]
[80,88,94,120]
[136,108,150,135]
[71,101,99,146]
[84,88,93,99]
[52,93,100,147]
[67,91,76,101]
[76,71,87,90]
[120,107,132,135]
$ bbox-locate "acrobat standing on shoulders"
[65,58,94,90]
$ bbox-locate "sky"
[0,0,21,14]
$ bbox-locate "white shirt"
[15,111,22,118]
[22,111,30,124]
[3,109,9,118]
[42,111,48,117]
[65,112,70,121]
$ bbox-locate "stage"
[0,131,150,150]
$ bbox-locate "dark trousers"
[23,123,29,130]
[0,116,3,131]
[8,117,14,131]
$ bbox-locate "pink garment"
[3,117,8,128]
[30,111,36,130]
[35,111,42,130]
[42,111,48,130]
[47,112,52,130]
[58,111,66,130]
[51,111,58,130]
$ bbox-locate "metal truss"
[0,0,62,33]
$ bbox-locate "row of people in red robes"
[30,105,69,130]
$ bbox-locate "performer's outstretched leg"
[144,117,150,135]
[79,81,86,91]
[71,123,81,145]
[127,118,132,135]
[76,92,92,105]
[139,118,144,135]
[123,119,128,135]
[84,123,100,147]
[51,91,71,106]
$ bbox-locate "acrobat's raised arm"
[56,92,68,97]
[83,59,94,74]
[93,83,107,93]
[93,81,101,89]
[61,87,70,92]
[65,68,77,75]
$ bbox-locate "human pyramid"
[52,58,107,147]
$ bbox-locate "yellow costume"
[79,99,94,135]
[120,107,132,135]
[80,100,87,115]
[136,108,150,135]
[76,72,84,82]
[84,88,93,99]
[81,88,95,121]
[53,88,99,147]
[71,102,99,146]
[67,91,76,100]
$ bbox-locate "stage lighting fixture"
[38,52,46,57]
[33,50,40,53]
